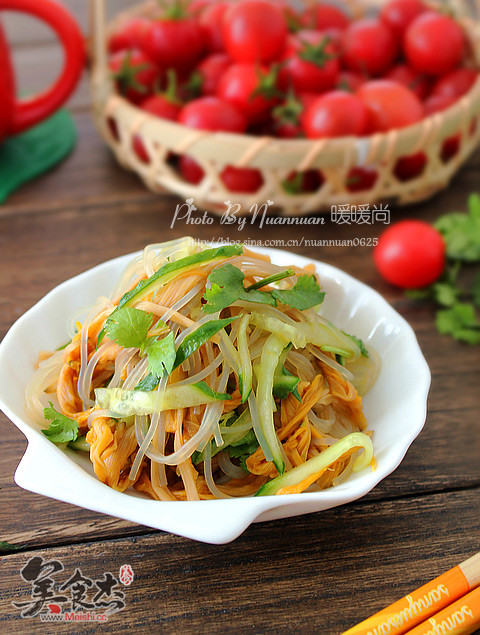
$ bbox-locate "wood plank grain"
[0,488,478,634]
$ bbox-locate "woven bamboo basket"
[89,0,480,216]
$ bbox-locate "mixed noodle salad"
[27,239,380,500]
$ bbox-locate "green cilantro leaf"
[104,307,153,349]
[143,331,176,378]
[271,275,325,310]
[436,303,480,345]
[435,193,480,262]
[42,402,79,444]
[203,264,276,314]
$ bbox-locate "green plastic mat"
[0,109,76,204]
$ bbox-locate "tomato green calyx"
[156,0,187,20]
[251,64,284,101]
[111,51,151,96]
[273,92,303,126]
[298,36,336,68]
[155,69,183,104]
[182,70,203,100]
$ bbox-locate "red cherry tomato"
[220,166,264,192]
[379,0,427,37]
[346,166,378,192]
[283,170,324,194]
[144,16,205,72]
[342,19,398,77]
[303,91,368,139]
[199,1,231,53]
[281,31,340,94]
[109,49,159,104]
[178,96,247,132]
[108,17,150,53]
[180,155,205,184]
[424,94,457,116]
[385,64,431,100]
[222,0,287,63]
[337,71,366,93]
[133,89,182,163]
[405,12,465,76]
[432,68,478,100]
[358,80,424,133]
[196,54,231,95]
[217,64,281,124]
[394,152,427,181]
[374,220,445,288]
[302,4,350,31]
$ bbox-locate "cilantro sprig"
[42,403,79,444]
[203,263,325,314]
[103,307,176,379]
[406,194,480,345]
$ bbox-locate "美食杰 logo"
[12,555,133,622]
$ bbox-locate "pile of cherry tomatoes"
[107,0,478,194]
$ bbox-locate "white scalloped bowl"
[0,246,430,544]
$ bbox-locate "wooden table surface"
[1,3,479,633]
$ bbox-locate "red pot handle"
[0,0,85,135]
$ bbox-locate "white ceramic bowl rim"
[0,245,431,544]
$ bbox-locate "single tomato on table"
[374,220,445,288]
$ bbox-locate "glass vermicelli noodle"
[26,240,380,500]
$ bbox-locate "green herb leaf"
[436,303,480,345]
[342,332,369,358]
[246,269,295,291]
[174,317,237,368]
[435,193,480,262]
[203,263,276,314]
[271,275,325,310]
[42,402,79,444]
[104,307,153,349]
[143,331,176,378]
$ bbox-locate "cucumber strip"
[255,432,373,496]
[95,382,231,417]
[237,314,252,403]
[250,312,361,357]
[174,317,237,369]
[256,333,290,474]
[67,435,90,452]
[192,410,253,464]
[119,244,242,309]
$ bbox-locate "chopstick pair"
[342,551,480,635]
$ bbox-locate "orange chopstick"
[406,586,480,635]
[342,552,480,635]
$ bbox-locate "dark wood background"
[1,2,479,633]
